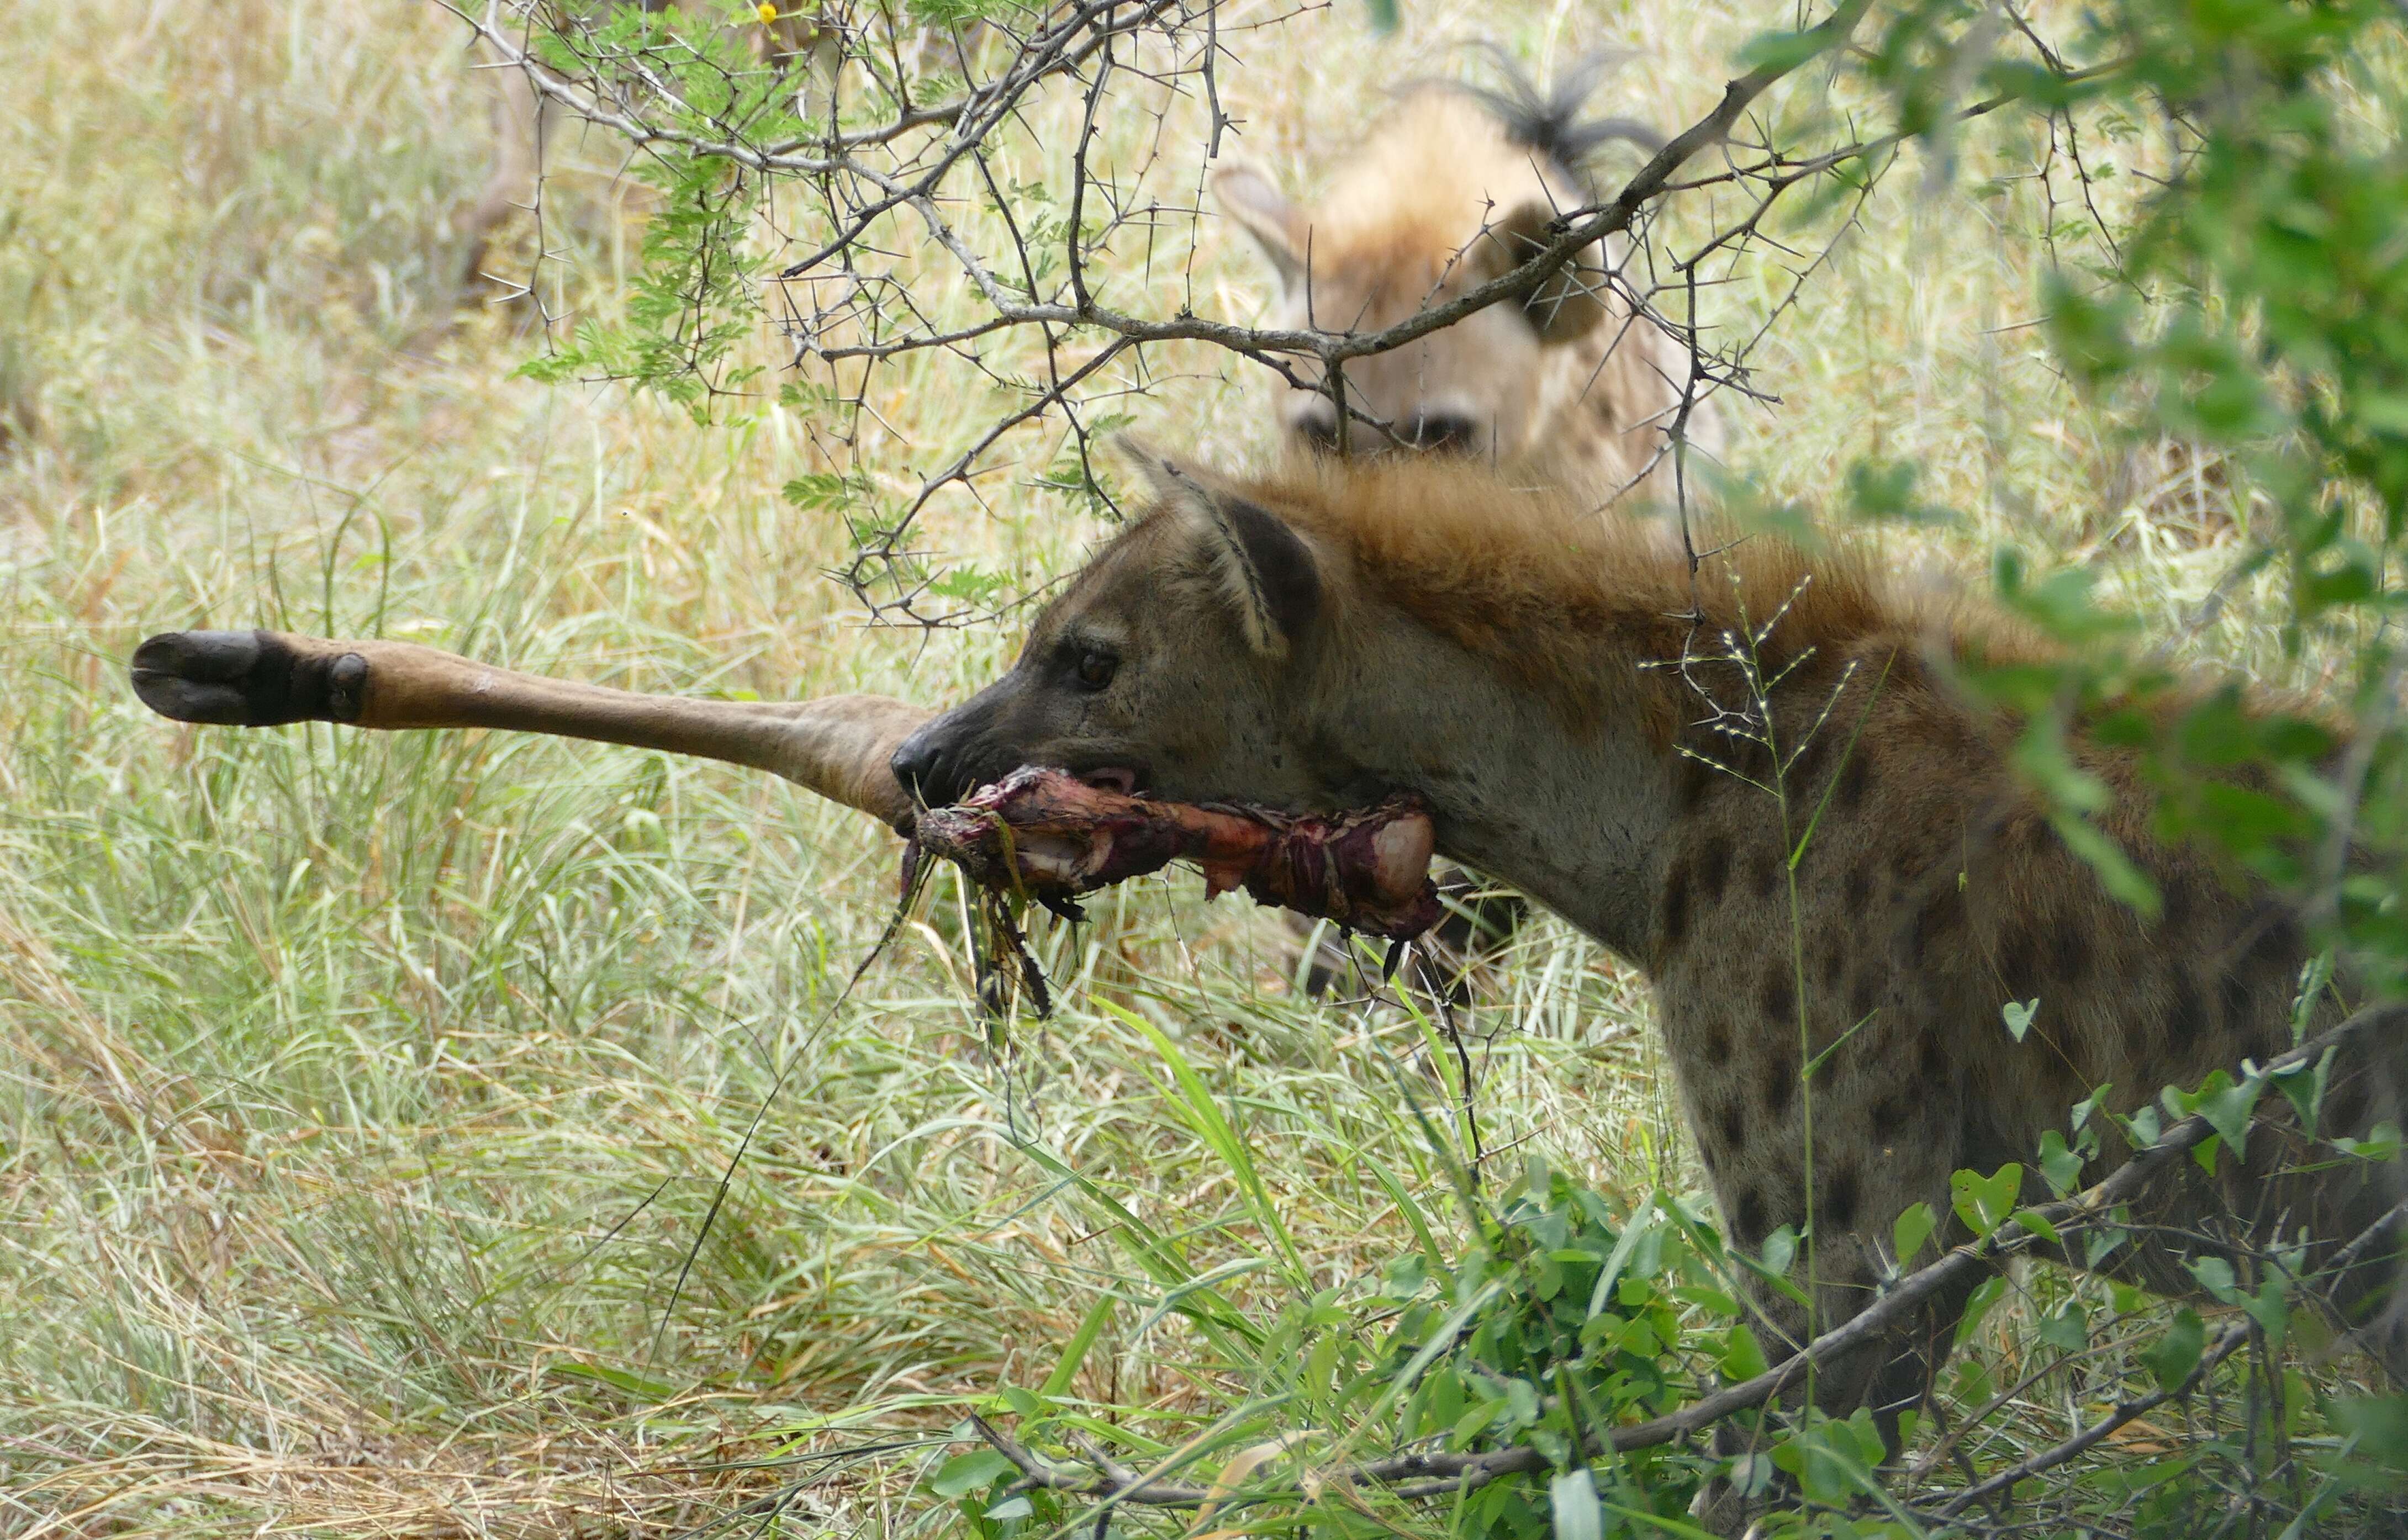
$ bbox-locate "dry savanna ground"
[0,0,2322,1534]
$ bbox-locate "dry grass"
[0,1,2301,1535]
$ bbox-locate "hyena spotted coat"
[888,457,2406,1525]
[134,456,2403,1526]
[1212,71,1724,503]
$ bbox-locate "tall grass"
[0,0,2300,1533]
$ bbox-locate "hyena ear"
[1477,200,1609,345]
[1119,440,1320,659]
[1209,161,1309,290]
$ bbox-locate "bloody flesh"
[910,766,1441,941]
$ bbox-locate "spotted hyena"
[1211,61,1724,503]
[884,452,2406,1522]
[133,453,2404,1528]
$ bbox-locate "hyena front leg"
[1688,1075,1979,1533]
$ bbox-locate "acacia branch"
[450,0,1879,368]
[1929,1316,2252,1516]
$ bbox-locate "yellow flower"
[756,3,777,22]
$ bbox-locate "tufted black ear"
[1477,200,1609,345]
[1120,441,1320,658]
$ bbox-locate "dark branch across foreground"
[949,1004,2403,1515]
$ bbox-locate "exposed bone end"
[1366,809,1437,894]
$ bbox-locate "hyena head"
[1209,78,1653,462]
[890,452,1343,813]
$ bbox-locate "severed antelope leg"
[128,636,1441,943]
[128,629,930,828]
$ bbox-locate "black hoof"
[129,630,367,726]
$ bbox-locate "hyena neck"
[1298,612,1680,957]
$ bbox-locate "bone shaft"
[302,635,928,825]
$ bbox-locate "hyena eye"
[1073,647,1119,691]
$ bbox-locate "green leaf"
[2002,998,2039,1042]
[1039,1295,1113,1400]
[1892,1202,1936,1267]
[1720,1323,1770,1382]
[547,1360,678,1400]
[1736,26,1837,75]
[1550,1469,1604,1540]
[1954,1274,2010,1349]
[1759,1224,1798,1278]
[2036,1302,2089,1353]
[1501,1376,1543,1429]
[2198,1072,2267,1157]
[1950,1163,2023,1240]
[2140,1309,2206,1391]
[2273,1047,2336,1137]
[2038,1129,2087,1197]
[2010,1208,2062,1245]
[2188,1256,2240,1304]
[931,1449,1016,1498]
[2332,1395,2408,1471]
[2333,1121,2402,1161]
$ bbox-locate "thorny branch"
[942,1004,2403,1513]
[443,0,2127,626]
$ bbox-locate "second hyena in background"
[1215,61,1724,996]
[1211,60,1724,505]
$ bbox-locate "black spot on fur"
[1836,752,1873,812]
[1661,861,1692,950]
[1850,970,1881,1023]
[1762,965,1795,1026]
[1675,752,1715,813]
[2167,975,2210,1044]
[1761,1055,1797,1118]
[2051,923,2093,988]
[1823,1166,1861,1231]
[1735,1188,1769,1241]
[1819,944,1845,989]
[1750,849,1782,902]
[1872,1091,1913,1142]
[1918,1035,1947,1083]
[1908,890,1963,965]
[2243,908,2305,977]
[2156,871,2191,929]
[1844,864,1874,914]
[2219,967,2257,1038]
[1465,58,1667,182]
[1697,834,1733,903]
[1720,1099,1747,1153]
[1702,1023,1730,1063]
[1998,920,2042,994]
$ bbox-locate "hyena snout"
[890,695,1022,809]
[1292,399,1483,458]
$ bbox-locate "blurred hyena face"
[1208,97,1610,467]
[1262,263,1552,461]
[888,460,1332,813]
